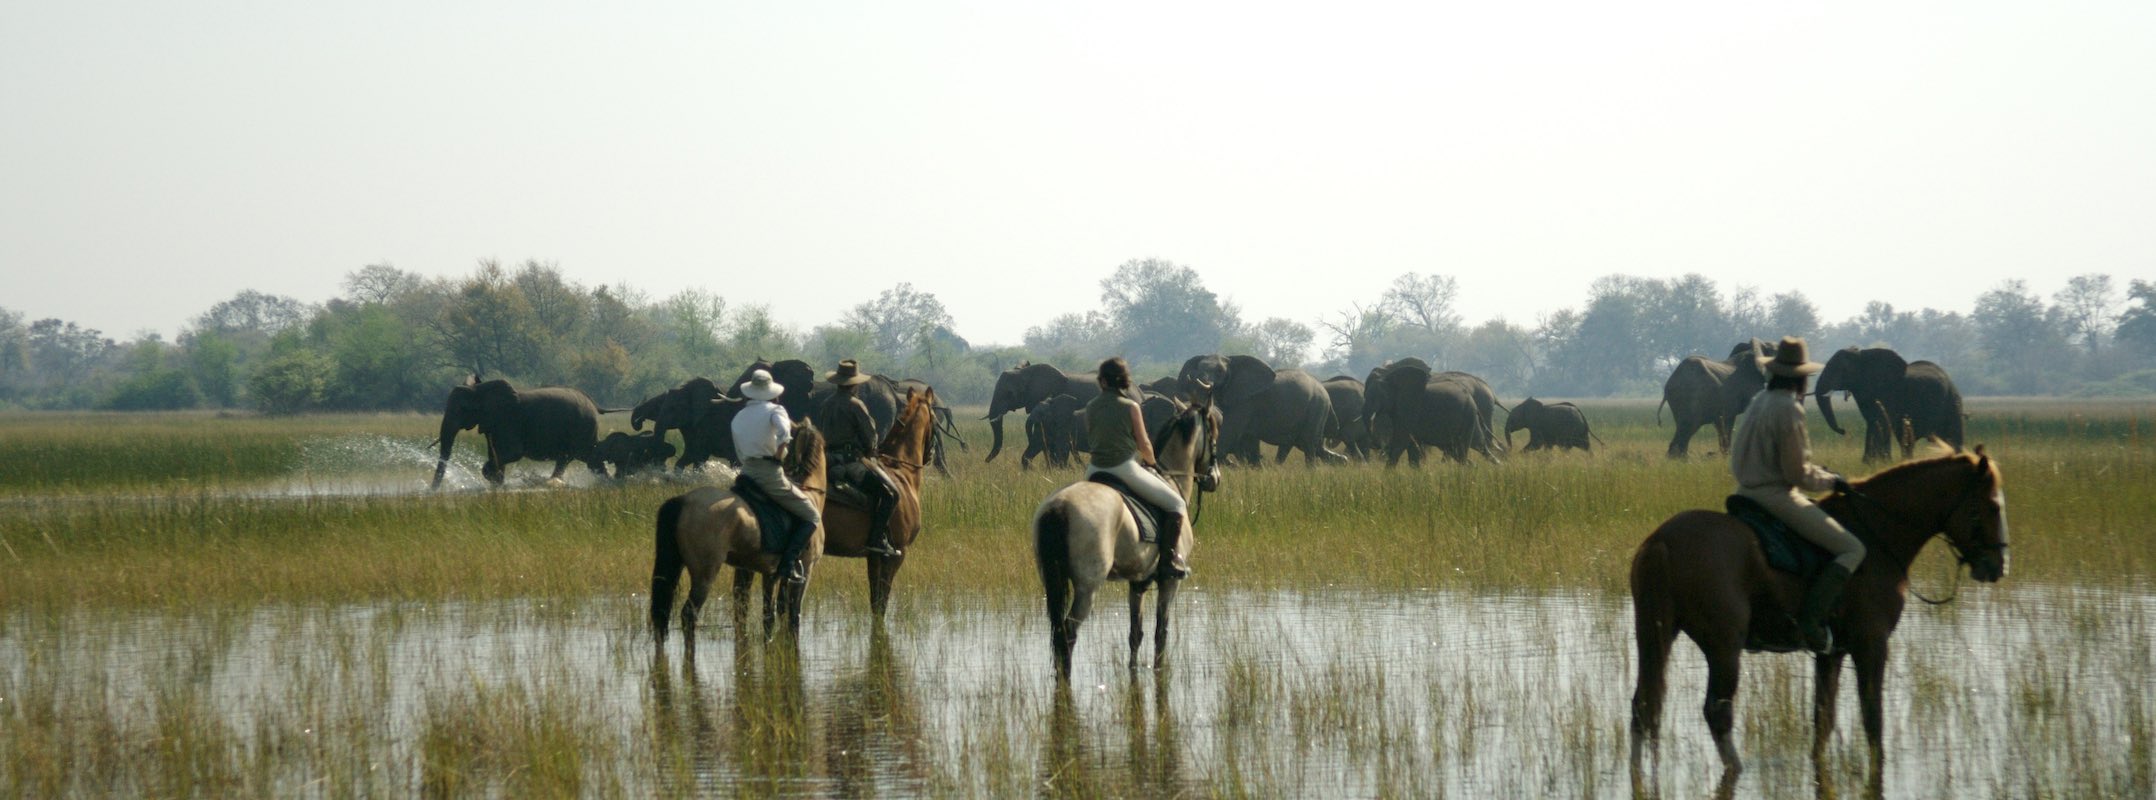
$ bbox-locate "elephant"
[1020,393,1087,469]
[431,376,606,488]
[1144,375,1184,399]
[727,358,818,421]
[1363,361,1481,466]
[806,371,905,446]
[1178,354,1345,466]
[1503,397,1600,453]
[984,362,1113,463]
[630,376,745,470]
[1321,376,1373,460]
[1361,360,1503,463]
[1657,340,1775,459]
[593,430,677,477]
[1815,346,1965,462]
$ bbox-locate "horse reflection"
[825,624,930,796]
[1041,672,1189,798]
[649,648,722,796]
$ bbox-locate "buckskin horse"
[1032,395,1221,679]
[805,388,940,617]
[1628,449,2009,786]
[649,422,827,647]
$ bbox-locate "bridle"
[1836,468,2003,605]
[1151,405,1222,523]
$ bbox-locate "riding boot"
[781,518,813,584]
[864,497,902,558]
[1797,563,1853,653]
[1156,511,1190,580]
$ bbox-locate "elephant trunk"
[985,414,1008,462]
[1816,388,1847,435]
[431,417,459,489]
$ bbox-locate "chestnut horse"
[649,422,827,647]
[1033,396,1221,679]
[797,388,940,616]
[1629,449,2009,786]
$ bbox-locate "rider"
[817,359,903,558]
[1083,357,1189,579]
[731,369,821,584]
[1729,337,1861,652]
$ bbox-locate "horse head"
[1947,446,2009,582]
[879,388,939,472]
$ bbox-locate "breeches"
[1739,485,1864,571]
[1086,459,1187,515]
[739,459,821,527]
[830,460,897,509]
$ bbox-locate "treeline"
[2,260,2152,413]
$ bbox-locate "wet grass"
[1,399,2152,796]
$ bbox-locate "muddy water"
[4,585,2149,797]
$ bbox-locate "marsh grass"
[1,399,2152,797]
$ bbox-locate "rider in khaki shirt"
[1729,337,1860,653]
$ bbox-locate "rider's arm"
[1130,401,1157,467]
[1778,410,1837,494]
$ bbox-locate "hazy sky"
[4,1,2152,345]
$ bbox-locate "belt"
[746,456,781,463]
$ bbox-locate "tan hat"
[739,369,784,401]
[1760,336,1824,378]
[826,359,872,386]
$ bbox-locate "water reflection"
[7,585,2150,797]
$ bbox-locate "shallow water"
[5,584,2147,797]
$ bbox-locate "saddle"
[731,474,807,555]
[1087,472,1165,544]
[1724,495,1833,577]
[824,459,882,512]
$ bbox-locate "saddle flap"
[1086,472,1164,544]
[731,474,796,555]
[1724,495,1831,577]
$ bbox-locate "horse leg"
[682,562,720,650]
[760,571,779,642]
[1064,584,1097,676]
[731,568,755,629]
[1127,582,1149,669]
[782,571,805,636]
[869,554,905,617]
[1152,577,1177,670]
[1853,642,1890,785]
[1701,642,1744,774]
[1629,611,1676,777]
[1812,652,1846,759]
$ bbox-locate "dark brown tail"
[1629,538,1676,744]
[650,495,687,644]
[1034,502,1075,679]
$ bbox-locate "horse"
[806,387,940,616]
[649,421,828,647]
[1628,449,2009,787]
[1032,395,1221,679]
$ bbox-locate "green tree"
[841,283,955,365]
[2115,280,2156,368]
[1245,317,1315,368]
[184,329,240,407]
[433,260,547,379]
[1973,280,2072,394]
[1099,259,1241,363]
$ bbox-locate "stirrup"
[865,540,902,557]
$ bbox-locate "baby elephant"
[594,431,678,478]
[1504,398,1600,453]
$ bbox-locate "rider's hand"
[1831,474,1854,494]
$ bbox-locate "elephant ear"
[1861,348,1909,386]
[1222,355,1276,408]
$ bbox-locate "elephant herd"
[429,360,966,488]
[430,342,1966,487]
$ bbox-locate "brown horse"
[1033,396,1221,679]
[805,388,940,616]
[1629,449,2009,786]
[649,422,828,647]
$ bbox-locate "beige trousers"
[738,457,821,528]
[1738,485,1864,571]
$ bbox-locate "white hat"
[739,369,784,401]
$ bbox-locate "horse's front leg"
[868,553,905,617]
[760,571,780,642]
[1853,641,1890,786]
[1152,577,1178,670]
[1127,582,1149,669]
[731,569,755,629]
[1812,652,1846,760]
[1702,645,1744,774]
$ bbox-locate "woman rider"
[1083,357,1189,579]
[1729,337,1860,652]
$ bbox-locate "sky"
[3,1,2152,345]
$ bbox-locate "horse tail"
[1034,500,1076,677]
[1628,537,1677,743]
[650,495,687,641]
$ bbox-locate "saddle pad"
[731,474,796,555]
[1086,472,1163,544]
[1724,495,1831,577]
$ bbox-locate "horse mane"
[878,390,936,465]
[1854,449,1999,494]
[785,420,827,491]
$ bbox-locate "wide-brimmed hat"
[825,359,872,386]
[1759,336,1824,378]
[739,369,784,400]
